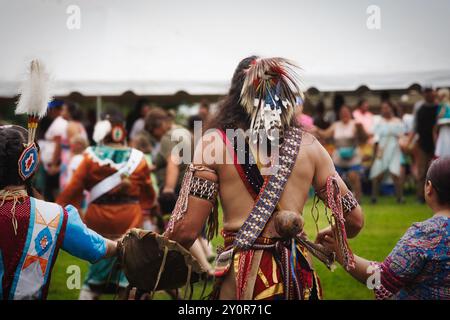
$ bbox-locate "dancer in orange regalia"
[57,109,155,300]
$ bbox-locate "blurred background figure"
[434,88,450,158]
[312,101,333,155]
[353,99,375,195]
[409,87,438,203]
[144,107,191,231]
[126,98,152,140]
[144,107,214,276]
[198,99,211,122]
[130,131,161,232]
[59,101,88,189]
[369,101,406,204]
[66,134,89,184]
[144,107,191,197]
[35,99,64,200]
[324,93,345,123]
[313,100,330,130]
[66,134,90,211]
[397,94,416,196]
[353,99,375,139]
[295,98,314,132]
[315,105,367,201]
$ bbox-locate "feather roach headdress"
[15,59,52,180]
[240,57,304,141]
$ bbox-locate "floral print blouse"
[374,215,449,300]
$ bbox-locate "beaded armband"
[189,176,219,203]
[341,191,358,215]
[316,188,358,216]
[167,164,218,233]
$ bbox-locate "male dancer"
[121,57,364,300]
[164,57,364,300]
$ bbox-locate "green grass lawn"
[47,195,432,300]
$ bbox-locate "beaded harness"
[233,127,303,250]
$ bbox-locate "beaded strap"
[325,175,355,271]
[233,127,302,250]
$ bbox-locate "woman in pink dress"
[315,106,367,201]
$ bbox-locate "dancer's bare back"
[166,130,364,248]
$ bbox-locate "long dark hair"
[0,125,36,194]
[66,101,83,121]
[126,98,149,134]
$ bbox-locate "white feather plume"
[15,59,52,119]
[93,120,112,144]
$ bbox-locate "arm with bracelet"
[311,139,364,270]
[117,134,219,297]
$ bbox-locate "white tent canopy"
[1,0,450,97]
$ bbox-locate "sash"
[89,148,144,204]
[231,127,303,250]
[9,198,65,300]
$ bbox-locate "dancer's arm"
[163,167,218,248]
[62,205,117,262]
[164,132,220,249]
[312,138,364,238]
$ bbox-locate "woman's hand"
[321,233,345,265]
[104,239,119,258]
[315,226,333,244]
[315,226,345,265]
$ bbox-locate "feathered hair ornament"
[240,57,304,142]
[15,59,52,180]
[15,59,52,145]
[93,120,112,144]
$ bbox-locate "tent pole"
[96,95,102,121]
